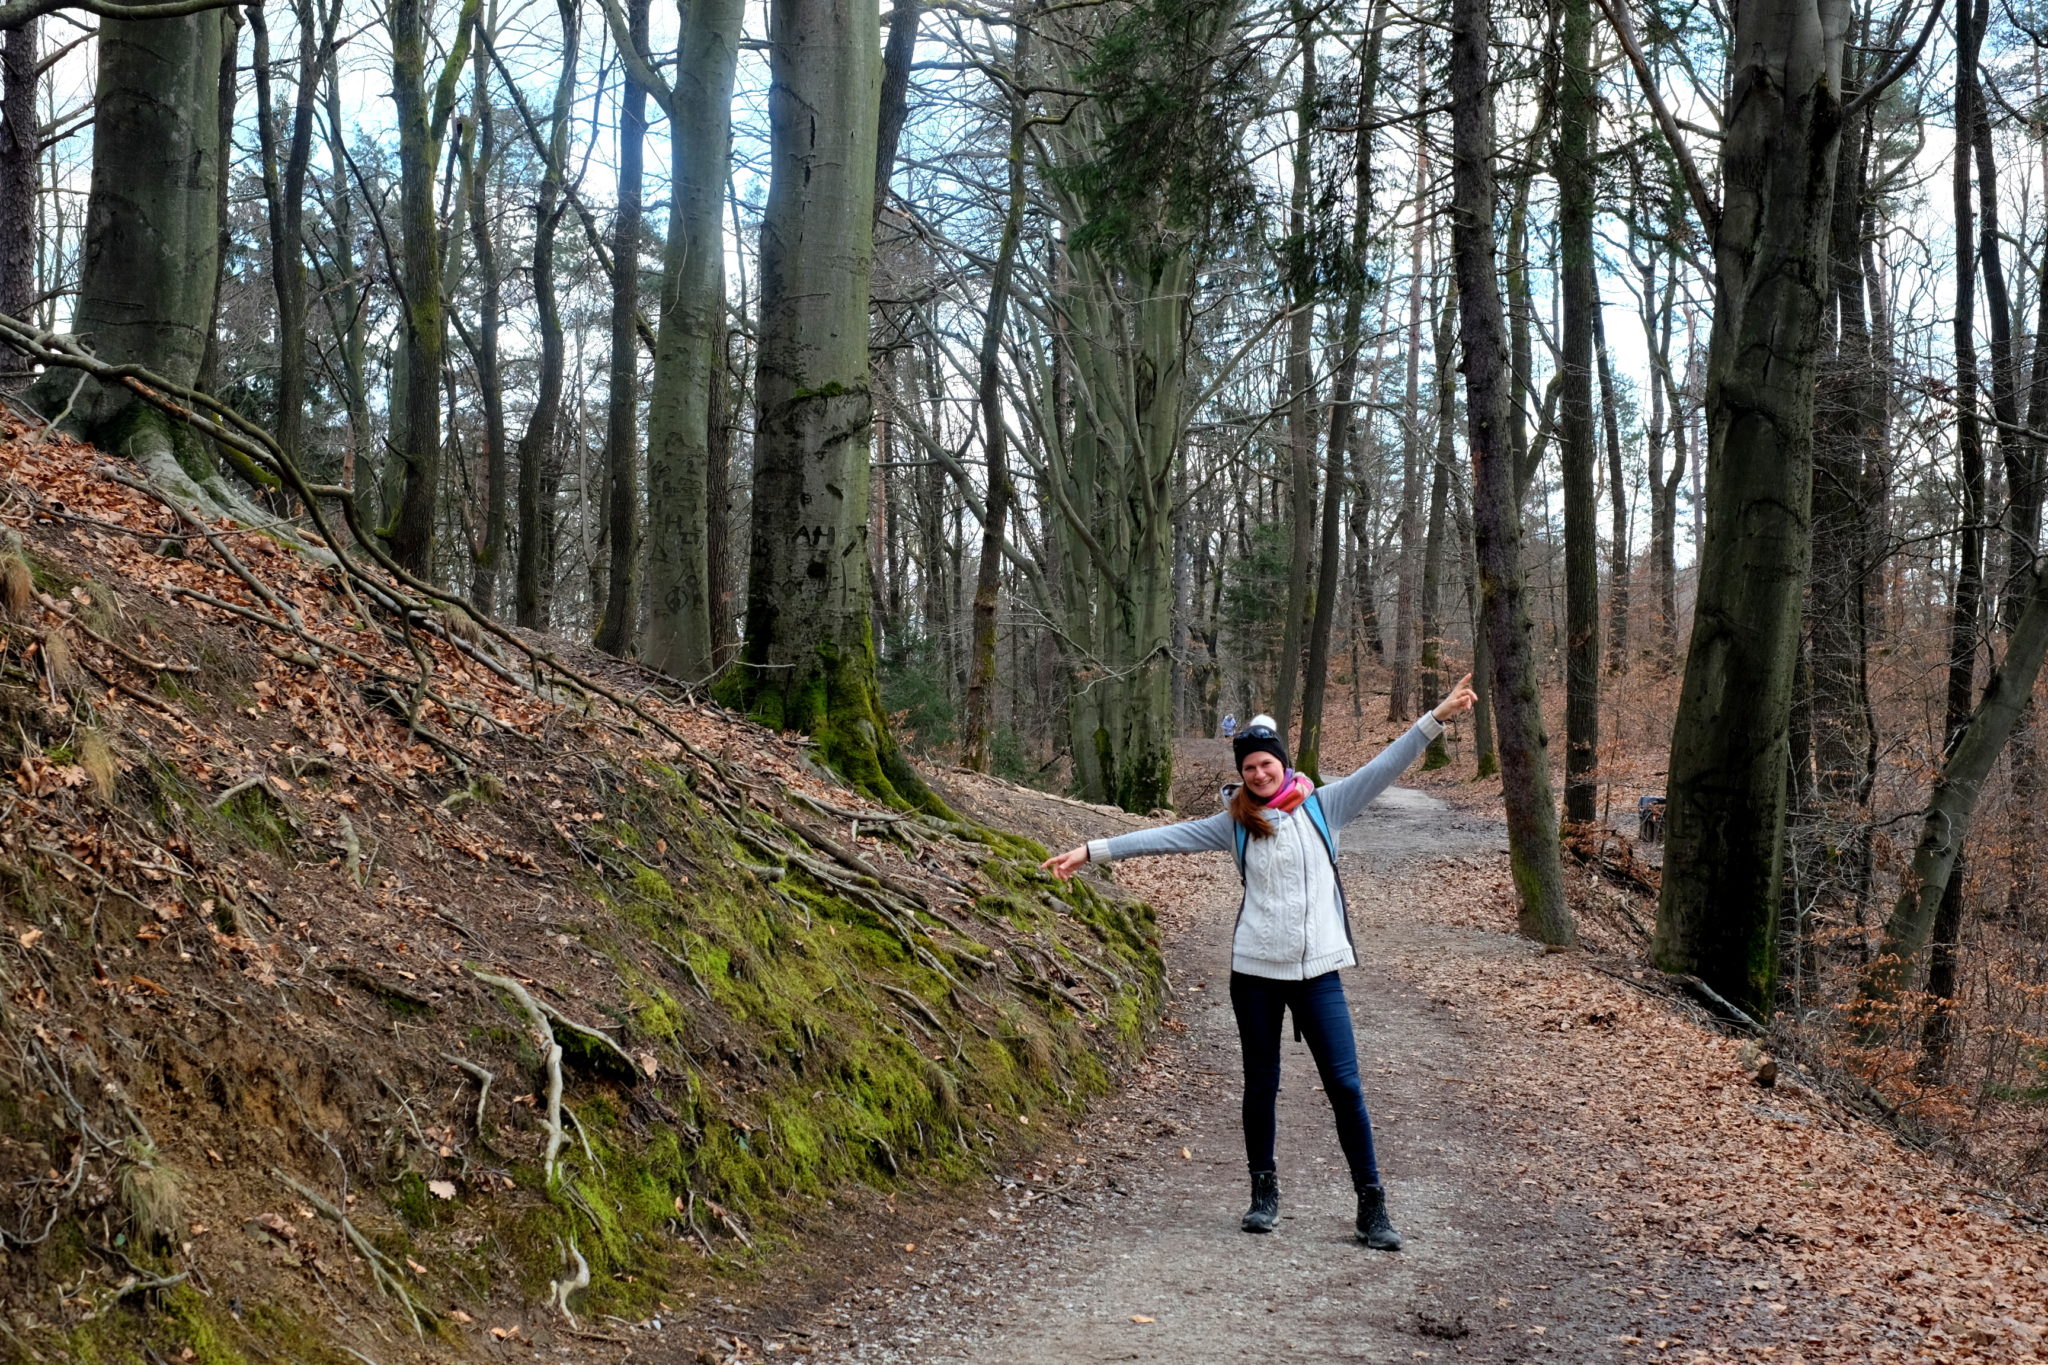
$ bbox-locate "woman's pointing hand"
[1431,672,1478,723]
[1040,845,1089,881]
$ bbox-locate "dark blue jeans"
[1229,970,1382,1189]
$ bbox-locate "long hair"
[1228,784,1276,841]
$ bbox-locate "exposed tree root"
[271,1168,425,1339]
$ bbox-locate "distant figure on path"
[1220,712,1238,740]
[1043,675,1479,1251]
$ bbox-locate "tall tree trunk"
[1448,0,1572,945]
[1921,0,2000,1074]
[506,2,576,628]
[1297,0,1389,780]
[1273,0,1318,745]
[0,18,36,388]
[595,0,649,655]
[707,315,737,666]
[1809,98,1876,808]
[641,0,743,682]
[1451,458,1498,776]
[1558,0,1600,825]
[1596,306,1629,673]
[873,0,918,213]
[26,7,230,499]
[250,0,329,487]
[720,0,940,811]
[1653,0,1847,1019]
[1865,558,2048,1008]
[388,0,476,577]
[463,35,508,615]
[1391,170,1425,721]
[960,29,1030,772]
[1418,287,1455,770]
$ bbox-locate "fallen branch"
[1669,973,1765,1035]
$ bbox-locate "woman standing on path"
[1041,676,1478,1250]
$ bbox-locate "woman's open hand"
[1431,672,1478,723]
[1040,845,1089,880]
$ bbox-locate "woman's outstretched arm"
[1317,673,1478,828]
[1039,808,1235,880]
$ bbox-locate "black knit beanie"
[1233,713,1289,773]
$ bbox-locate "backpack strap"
[1231,791,1340,881]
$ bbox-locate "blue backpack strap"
[1232,791,1338,880]
[1302,791,1338,867]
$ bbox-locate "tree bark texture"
[509,2,577,629]
[463,35,507,615]
[643,0,743,683]
[1448,0,1572,946]
[1597,306,1629,673]
[960,28,1030,772]
[1272,0,1318,748]
[31,9,223,435]
[723,0,939,812]
[1558,0,1600,824]
[1653,0,1847,1018]
[1297,0,1389,781]
[387,0,476,576]
[0,19,35,386]
[595,0,649,657]
[1418,289,1454,771]
[1865,559,2048,1006]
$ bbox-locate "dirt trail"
[756,773,2048,1365]
[793,787,1726,1363]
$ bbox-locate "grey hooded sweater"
[1084,715,1446,979]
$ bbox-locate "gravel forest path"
[791,782,1729,1362]
[776,762,2048,1365]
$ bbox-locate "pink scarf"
[1261,770,1316,813]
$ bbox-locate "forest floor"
[720,746,2048,1364]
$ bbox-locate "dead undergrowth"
[0,412,1164,1364]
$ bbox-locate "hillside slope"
[0,413,1163,1364]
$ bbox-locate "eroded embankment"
[0,414,1163,1364]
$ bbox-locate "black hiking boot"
[1355,1184,1402,1251]
[1241,1171,1280,1233]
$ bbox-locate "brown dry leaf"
[1130,1315,1155,1324]
[426,1179,456,1200]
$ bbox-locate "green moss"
[392,1169,441,1230]
[215,783,297,855]
[57,1284,353,1365]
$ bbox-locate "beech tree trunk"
[462,35,507,615]
[1418,289,1454,771]
[1448,0,1572,946]
[387,0,476,576]
[1654,0,1847,1018]
[1272,0,1317,746]
[594,0,649,657]
[0,18,34,387]
[641,0,743,682]
[1557,0,1600,824]
[507,1,578,629]
[960,28,1030,772]
[1597,307,1629,674]
[26,7,238,510]
[721,0,941,812]
[1297,0,1389,780]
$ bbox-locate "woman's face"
[1240,752,1285,800]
